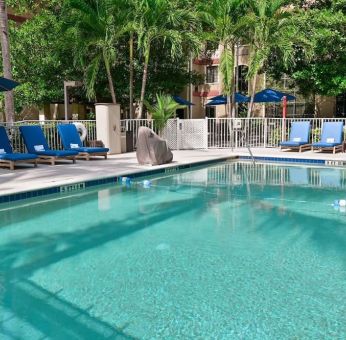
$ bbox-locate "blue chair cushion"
[280,141,307,147]
[35,150,78,157]
[0,153,38,161]
[0,126,13,153]
[19,125,50,154]
[57,124,83,149]
[74,147,109,153]
[320,122,344,144]
[287,121,311,144]
[58,124,109,154]
[312,142,341,148]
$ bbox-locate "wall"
[315,96,336,118]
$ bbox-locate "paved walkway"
[1,148,346,196]
[0,150,235,196]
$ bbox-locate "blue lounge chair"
[19,125,78,165]
[0,126,38,170]
[57,124,109,160]
[312,122,344,154]
[280,121,311,152]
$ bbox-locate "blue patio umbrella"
[206,98,227,106]
[0,77,20,92]
[172,95,194,106]
[253,88,295,103]
[206,93,249,105]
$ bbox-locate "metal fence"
[207,117,346,149]
[0,120,97,153]
[2,117,346,152]
[121,117,346,150]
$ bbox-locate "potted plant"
[145,93,184,136]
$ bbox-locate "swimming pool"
[0,161,345,339]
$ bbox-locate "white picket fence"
[121,117,346,150]
[121,118,208,150]
[2,117,346,152]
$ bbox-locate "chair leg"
[34,160,38,168]
[72,157,76,164]
[105,154,107,159]
[10,161,14,170]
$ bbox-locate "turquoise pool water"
[0,162,346,339]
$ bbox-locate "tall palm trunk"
[0,0,14,123]
[247,73,257,118]
[232,42,239,118]
[103,52,116,104]
[129,33,134,119]
[138,46,150,118]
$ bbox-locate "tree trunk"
[247,73,258,118]
[0,0,14,123]
[138,46,150,118]
[103,52,116,104]
[129,33,134,119]
[226,95,231,117]
[233,42,239,118]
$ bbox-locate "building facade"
[183,44,342,119]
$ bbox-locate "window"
[205,106,216,118]
[236,65,248,94]
[206,66,218,83]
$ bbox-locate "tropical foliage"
[205,0,246,116]
[1,0,346,119]
[145,93,183,132]
[134,0,202,117]
[268,2,346,98]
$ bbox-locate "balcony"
[194,49,220,65]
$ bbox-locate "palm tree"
[129,32,134,118]
[145,93,183,133]
[0,0,15,123]
[206,0,246,117]
[67,0,129,103]
[134,0,201,118]
[244,0,305,117]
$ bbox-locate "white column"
[95,103,121,154]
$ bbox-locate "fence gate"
[162,119,178,150]
[177,119,208,149]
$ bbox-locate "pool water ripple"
[0,162,346,339]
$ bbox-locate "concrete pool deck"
[1,148,346,196]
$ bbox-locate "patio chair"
[280,121,311,152]
[19,125,78,165]
[312,122,344,154]
[0,126,38,170]
[57,124,109,160]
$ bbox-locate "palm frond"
[220,47,235,95]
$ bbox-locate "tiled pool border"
[239,155,325,164]
[1,155,345,205]
[0,156,234,204]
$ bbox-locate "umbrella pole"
[282,96,287,142]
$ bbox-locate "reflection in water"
[175,162,345,190]
[98,189,111,211]
[1,161,346,339]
